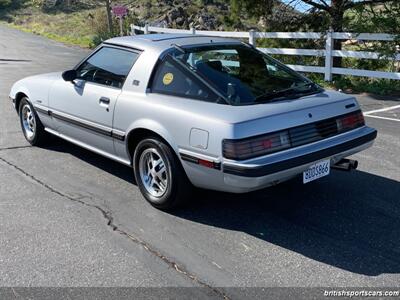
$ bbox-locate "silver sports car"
[9,34,377,210]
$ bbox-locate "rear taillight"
[223,131,290,160]
[336,110,365,133]
[223,110,365,161]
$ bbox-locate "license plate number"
[303,159,330,184]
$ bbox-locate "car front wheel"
[19,97,47,146]
[133,137,191,210]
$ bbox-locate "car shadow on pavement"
[173,170,400,276]
[44,137,400,276]
[44,135,136,184]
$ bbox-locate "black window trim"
[73,44,142,89]
[148,55,229,104]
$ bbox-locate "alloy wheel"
[138,148,169,198]
[21,104,36,140]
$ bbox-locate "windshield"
[172,44,321,105]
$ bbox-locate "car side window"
[151,57,217,102]
[76,47,139,88]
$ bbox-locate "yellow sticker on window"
[162,73,174,85]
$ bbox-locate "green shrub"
[88,8,117,47]
[307,73,400,95]
[0,0,11,7]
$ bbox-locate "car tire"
[133,137,192,210]
[19,97,48,146]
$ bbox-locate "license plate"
[303,159,330,184]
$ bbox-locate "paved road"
[1,25,399,297]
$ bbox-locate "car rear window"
[173,44,321,105]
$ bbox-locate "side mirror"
[62,69,77,82]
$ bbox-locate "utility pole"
[119,17,123,36]
[105,0,113,34]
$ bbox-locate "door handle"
[99,97,110,105]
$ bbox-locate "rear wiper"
[255,82,319,102]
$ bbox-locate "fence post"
[130,24,135,35]
[324,28,333,81]
[190,27,196,35]
[144,24,149,34]
[249,29,256,46]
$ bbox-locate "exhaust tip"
[332,158,358,171]
[349,159,358,170]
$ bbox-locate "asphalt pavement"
[0,25,399,298]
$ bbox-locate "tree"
[288,1,394,31]
[350,2,400,72]
[231,0,396,66]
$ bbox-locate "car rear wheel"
[133,137,192,210]
[19,97,47,146]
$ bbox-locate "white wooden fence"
[131,24,400,81]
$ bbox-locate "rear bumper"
[223,129,377,177]
[181,126,377,193]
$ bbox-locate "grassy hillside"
[0,1,109,47]
[0,0,240,48]
[4,8,99,47]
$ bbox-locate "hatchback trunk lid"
[227,90,360,139]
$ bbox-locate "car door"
[49,46,139,154]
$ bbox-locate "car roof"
[105,33,242,54]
